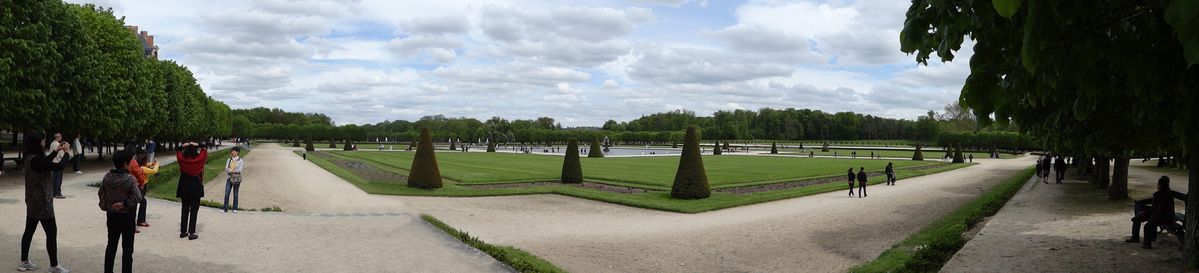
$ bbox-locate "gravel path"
[941,161,1190,273]
[0,143,509,273]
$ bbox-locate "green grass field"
[322,151,935,190]
[305,150,976,213]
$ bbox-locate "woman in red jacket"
[176,142,207,240]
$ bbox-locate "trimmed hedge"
[587,139,604,158]
[407,128,443,189]
[770,142,778,154]
[487,141,496,153]
[671,126,710,199]
[913,144,924,161]
[560,139,582,183]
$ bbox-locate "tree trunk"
[1109,154,1129,200]
[1185,149,1198,269]
[1096,157,1110,188]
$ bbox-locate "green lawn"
[306,150,975,213]
[322,151,936,190]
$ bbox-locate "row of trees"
[935,131,1037,152]
[901,0,1198,267]
[1,2,231,147]
[602,109,946,141]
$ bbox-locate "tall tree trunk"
[1186,150,1198,269]
[1096,157,1110,188]
[1109,154,1129,200]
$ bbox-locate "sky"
[68,0,973,127]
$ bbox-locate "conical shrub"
[450,139,457,150]
[913,143,924,161]
[671,127,710,199]
[952,145,964,163]
[293,139,300,147]
[588,139,604,158]
[328,139,337,149]
[343,139,353,151]
[561,139,582,183]
[305,137,315,152]
[822,142,830,152]
[770,142,778,154]
[408,128,443,189]
[713,142,722,155]
[486,141,496,152]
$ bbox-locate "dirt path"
[941,161,1191,273]
[0,143,509,273]
[388,156,1036,272]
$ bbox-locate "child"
[132,151,159,230]
[98,150,143,273]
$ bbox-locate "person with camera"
[176,141,207,240]
[17,132,73,273]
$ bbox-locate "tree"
[588,139,604,158]
[671,127,710,199]
[408,128,442,189]
[561,139,582,183]
[900,0,1199,264]
[952,145,964,163]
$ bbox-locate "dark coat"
[24,151,69,219]
[856,171,868,184]
[847,171,855,182]
[1149,190,1181,225]
[1054,158,1067,172]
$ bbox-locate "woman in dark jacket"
[176,142,207,240]
[18,133,72,272]
[846,168,855,197]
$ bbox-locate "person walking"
[1041,156,1052,183]
[132,151,158,230]
[1036,156,1047,184]
[49,132,66,199]
[884,162,896,186]
[846,168,855,197]
[856,167,868,198]
[1054,156,1067,184]
[98,150,142,273]
[222,147,244,213]
[176,142,207,240]
[968,154,973,163]
[18,133,72,273]
[1,145,6,177]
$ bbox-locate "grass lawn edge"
[848,167,1037,273]
[420,214,568,273]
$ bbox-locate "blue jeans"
[52,171,63,196]
[222,180,240,212]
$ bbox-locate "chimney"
[146,35,154,49]
[140,31,148,38]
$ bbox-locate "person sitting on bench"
[1126,176,1186,249]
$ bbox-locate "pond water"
[491,146,708,156]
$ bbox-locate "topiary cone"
[408,128,443,189]
[912,144,924,161]
[952,144,964,163]
[713,142,722,155]
[671,127,710,199]
[293,139,300,147]
[486,140,496,152]
[588,139,604,158]
[305,137,315,152]
[561,139,583,183]
[770,142,778,154]
[343,139,353,151]
[328,139,337,149]
[822,142,830,152]
[450,139,457,150]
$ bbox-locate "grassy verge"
[142,145,282,212]
[420,214,566,273]
[849,167,1036,273]
[305,150,975,213]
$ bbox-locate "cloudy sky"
[70,0,971,127]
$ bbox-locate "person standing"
[1036,156,1047,184]
[857,167,868,198]
[132,151,158,230]
[176,142,207,240]
[222,147,244,213]
[1,145,6,177]
[968,154,973,163]
[1054,156,1067,184]
[885,162,896,186]
[71,135,83,174]
[18,133,72,273]
[49,133,66,199]
[145,140,156,162]
[98,150,142,273]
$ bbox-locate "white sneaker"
[74,171,82,174]
[47,265,69,273]
[17,261,36,271]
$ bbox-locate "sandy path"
[941,161,1191,273]
[0,144,509,273]
[202,143,402,212]
[388,156,1037,272]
